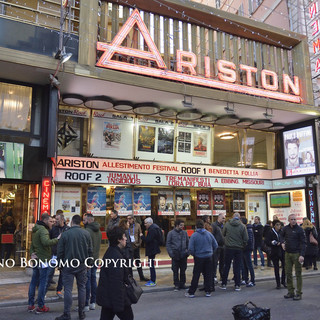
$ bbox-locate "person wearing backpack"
[140,217,161,287]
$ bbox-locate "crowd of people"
[25,209,318,319]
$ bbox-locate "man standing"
[107,210,120,232]
[140,217,161,287]
[186,219,217,298]
[83,213,102,312]
[27,213,58,314]
[212,213,225,282]
[220,213,248,291]
[55,215,92,320]
[127,214,148,281]
[166,219,189,291]
[253,216,265,270]
[281,214,306,300]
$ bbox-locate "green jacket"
[30,221,58,261]
[85,222,102,260]
[223,218,248,250]
[57,225,93,264]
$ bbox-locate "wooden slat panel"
[191,24,197,73]
[154,14,160,50]
[225,34,230,61]
[143,11,150,52]
[111,3,119,41]
[255,42,262,88]
[269,45,276,71]
[182,22,188,51]
[233,36,239,83]
[208,29,215,77]
[199,27,206,76]
[122,6,130,47]
[163,16,170,68]
[100,2,109,42]
[276,47,283,92]
[283,49,290,75]
[240,38,246,65]
[173,19,180,71]
[247,40,254,67]
[217,32,223,60]
[262,44,268,69]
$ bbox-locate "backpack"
[155,227,165,246]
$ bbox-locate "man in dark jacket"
[96,227,133,320]
[140,217,161,287]
[281,214,306,301]
[27,213,58,314]
[253,216,265,269]
[83,213,102,311]
[212,213,225,282]
[220,213,248,291]
[166,219,189,291]
[186,219,218,297]
[55,215,93,320]
[107,210,120,232]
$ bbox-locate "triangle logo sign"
[96,9,166,70]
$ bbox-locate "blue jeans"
[148,255,156,283]
[85,266,97,306]
[253,246,265,266]
[28,267,49,308]
[242,250,255,284]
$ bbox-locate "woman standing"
[302,218,318,270]
[96,227,134,320]
[119,218,134,274]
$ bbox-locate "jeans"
[171,258,187,287]
[213,247,224,280]
[62,265,87,316]
[271,254,285,286]
[86,266,97,306]
[188,256,212,294]
[28,267,49,308]
[242,250,255,284]
[253,246,265,267]
[46,266,55,292]
[285,252,302,295]
[56,270,63,292]
[100,306,134,320]
[148,255,156,283]
[133,248,145,279]
[222,248,243,287]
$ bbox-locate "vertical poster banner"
[157,127,174,154]
[197,190,211,216]
[133,189,151,216]
[114,188,133,216]
[87,186,107,216]
[212,191,226,216]
[40,177,52,216]
[158,190,174,216]
[175,190,191,216]
[240,137,255,167]
[193,132,208,157]
[138,126,155,152]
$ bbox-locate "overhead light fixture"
[177,109,202,120]
[249,119,273,129]
[159,108,177,118]
[55,49,72,64]
[133,102,160,115]
[254,162,267,168]
[84,96,114,109]
[200,114,217,123]
[62,94,85,106]
[224,102,235,114]
[268,122,285,131]
[236,118,253,127]
[113,101,133,111]
[182,95,194,108]
[218,132,235,140]
[215,115,240,125]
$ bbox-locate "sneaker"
[36,306,49,314]
[174,286,180,291]
[55,313,71,320]
[56,291,64,299]
[89,303,95,310]
[214,277,218,284]
[84,306,90,312]
[293,294,302,300]
[246,282,255,287]
[219,284,227,290]
[205,292,211,297]
[284,293,295,299]
[240,280,246,286]
[145,281,156,287]
[234,286,241,291]
[27,305,35,313]
[185,292,195,298]
[260,266,265,270]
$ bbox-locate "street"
[0,276,319,320]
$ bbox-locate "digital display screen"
[270,193,291,208]
[283,125,316,177]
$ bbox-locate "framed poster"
[133,188,151,216]
[114,188,133,216]
[212,191,226,216]
[158,190,174,216]
[175,190,191,216]
[138,126,155,152]
[197,190,211,216]
[87,186,107,216]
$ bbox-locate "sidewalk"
[0,263,319,308]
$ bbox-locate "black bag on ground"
[125,274,143,304]
[232,301,270,320]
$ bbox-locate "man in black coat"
[140,217,161,287]
[253,216,265,269]
[96,227,133,320]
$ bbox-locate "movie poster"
[178,131,192,153]
[158,190,174,216]
[87,187,107,216]
[232,191,245,213]
[197,190,211,216]
[193,132,208,157]
[133,189,151,216]
[212,191,226,216]
[114,188,133,216]
[240,137,255,167]
[138,126,155,152]
[102,121,121,150]
[175,191,191,216]
[157,127,174,154]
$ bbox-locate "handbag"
[232,301,270,320]
[309,231,318,246]
[125,274,143,304]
